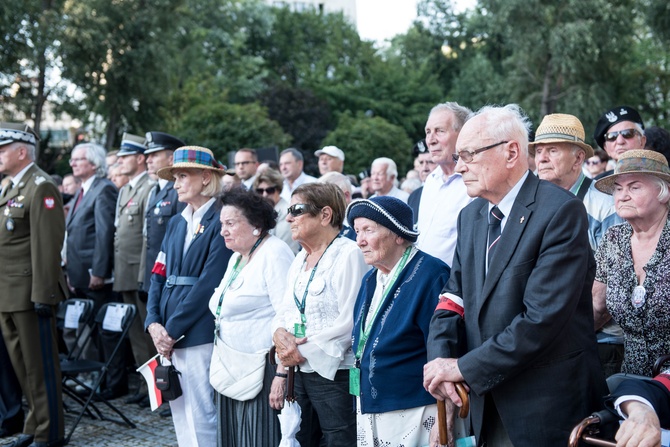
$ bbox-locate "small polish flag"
[151,251,167,277]
[137,354,163,411]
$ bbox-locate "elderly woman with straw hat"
[347,196,451,446]
[145,146,233,446]
[593,149,670,377]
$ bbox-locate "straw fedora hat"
[528,113,594,158]
[595,149,670,195]
[156,146,225,180]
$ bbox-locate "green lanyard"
[350,246,411,396]
[292,235,338,337]
[213,235,265,338]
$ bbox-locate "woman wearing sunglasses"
[593,150,670,377]
[584,148,610,179]
[272,182,370,447]
[253,168,300,253]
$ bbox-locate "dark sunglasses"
[585,160,602,166]
[256,186,277,195]
[287,203,316,217]
[604,128,638,142]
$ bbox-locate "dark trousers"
[295,369,355,447]
[120,290,155,368]
[0,331,22,425]
[0,310,64,443]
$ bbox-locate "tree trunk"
[540,57,552,118]
[106,110,119,150]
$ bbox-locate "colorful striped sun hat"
[595,149,670,195]
[156,146,225,180]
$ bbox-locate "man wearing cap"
[234,148,259,190]
[315,145,344,175]
[0,122,67,447]
[424,105,606,446]
[66,142,121,397]
[532,113,623,251]
[593,105,647,179]
[113,133,154,399]
[416,102,474,266]
[279,147,316,203]
[140,131,186,293]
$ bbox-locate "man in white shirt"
[416,102,473,266]
[369,157,409,202]
[279,148,316,203]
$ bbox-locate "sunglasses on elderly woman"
[256,186,277,195]
[604,128,639,142]
[585,160,602,166]
[287,203,316,217]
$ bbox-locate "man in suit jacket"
[423,105,607,446]
[65,142,125,397]
[113,133,155,383]
[0,123,67,447]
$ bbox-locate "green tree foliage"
[176,101,291,161]
[321,112,413,176]
[59,0,182,147]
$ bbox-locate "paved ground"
[1,374,178,447]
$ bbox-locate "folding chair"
[60,302,137,444]
[57,298,96,362]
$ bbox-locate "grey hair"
[372,157,398,180]
[429,102,472,132]
[280,147,303,162]
[318,171,353,196]
[651,176,670,207]
[73,143,107,178]
[470,104,532,158]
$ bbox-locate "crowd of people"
[0,101,669,447]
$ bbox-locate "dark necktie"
[73,189,84,212]
[487,206,504,268]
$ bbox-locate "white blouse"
[272,236,370,380]
[209,235,295,354]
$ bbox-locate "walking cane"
[269,346,296,402]
[437,382,470,445]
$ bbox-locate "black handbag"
[155,363,183,401]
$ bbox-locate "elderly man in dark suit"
[65,142,125,399]
[0,123,67,447]
[423,105,607,447]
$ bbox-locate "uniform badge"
[34,176,46,185]
[6,218,14,231]
[3,208,9,216]
[44,196,56,209]
[154,207,161,215]
[605,111,617,123]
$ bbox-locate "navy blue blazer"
[145,201,232,348]
[427,172,607,446]
[66,176,117,289]
[353,250,449,413]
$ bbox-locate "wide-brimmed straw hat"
[156,146,225,180]
[595,149,670,195]
[346,196,419,243]
[528,113,594,158]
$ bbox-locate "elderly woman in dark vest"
[347,196,451,445]
[145,146,232,446]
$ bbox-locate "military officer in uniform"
[0,123,67,447]
[139,131,185,293]
[113,133,155,389]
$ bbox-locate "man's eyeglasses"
[69,157,87,164]
[287,203,316,217]
[234,161,254,166]
[256,186,277,195]
[604,129,639,142]
[452,141,509,163]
